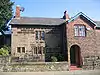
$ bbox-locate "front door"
[70,45,81,66]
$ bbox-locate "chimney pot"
[63,10,69,21]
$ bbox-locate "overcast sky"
[11,0,100,21]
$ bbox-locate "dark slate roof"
[10,13,100,28]
[10,17,65,25]
[94,21,100,27]
[0,29,11,35]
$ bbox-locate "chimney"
[63,10,69,21]
[15,5,20,18]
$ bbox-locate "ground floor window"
[17,47,21,53]
[17,47,25,53]
[34,46,44,54]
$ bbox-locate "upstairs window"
[41,31,45,40]
[74,25,86,37]
[36,31,38,40]
[35,31,45,40]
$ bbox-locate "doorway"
[70,45,82,66]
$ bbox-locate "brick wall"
[67,16,100,69]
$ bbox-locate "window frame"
[34,46,44,55]
[17,47,25,53]
[22,47,25,53]
[17,47,21,53]
[35,31,45,40]
[74,24,86,37]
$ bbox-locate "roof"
[68,12,98,26]
[10,12,100,28]
[94,21,100,27]
[10,17,65,25]
[0,29,11,35]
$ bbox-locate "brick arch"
[69,43,81,48]
[70,44,82,67]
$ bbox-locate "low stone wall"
[0,62,68,72]
[83,56,100,70]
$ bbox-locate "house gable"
[68,12,97,28]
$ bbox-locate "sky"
[11,0,100,21]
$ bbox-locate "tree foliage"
[0,0,14,33]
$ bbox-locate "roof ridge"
[68,12,97,26]
[20,16,63,19]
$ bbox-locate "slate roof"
[10,17,65,25]
[0,29,11,35]
[10,12,100,28]
[94,21,100,27]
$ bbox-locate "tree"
[0,0,14,34]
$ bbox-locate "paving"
[0,70,100,75]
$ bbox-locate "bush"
[0,46,9,56]
[51,56,58,62]
[57,54,65,61]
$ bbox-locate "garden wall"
[0,62,68,72]
[83,56,100,70]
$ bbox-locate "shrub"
[0,46,9,56]
[51,56,58,62]
[57,54,65,61]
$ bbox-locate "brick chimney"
[15,5,20,18]
[63,10,69,21]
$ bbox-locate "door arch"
[70,45,82,66]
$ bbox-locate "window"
[17,47,21,53]
[34,47,37,54]
[17,47,25,53]
[22,47,25,53]
[36,31,38,40]
[41,31,45,40]
[35,31,45,40]
[74,25,86,36]
[34,46,43,54]
[38,47,42,54]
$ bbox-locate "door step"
[70,66,82,71]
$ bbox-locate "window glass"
[22,47,25,53]
[34,47,37,54]
[74,25,85,36]
[35,31,45,40]
[17,47,21,53]
[38,47,42,54]
[36,31,38,40]
[41,31,45,40]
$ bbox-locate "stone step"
[70,66,82,71]
[70,66,77,68]
[70,68,81,70]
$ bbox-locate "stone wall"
[83,56,100,70]
[11,25,65,61]
[0,62,68,72]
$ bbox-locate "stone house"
[10,5,100,68]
